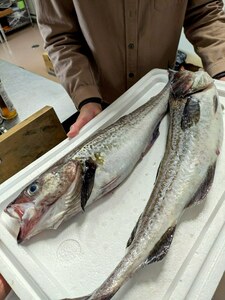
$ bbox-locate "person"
[0,275,10,300]
[0,2,225,297]
[34,1,225,138]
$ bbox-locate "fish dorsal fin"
[186,163,216,208]
[81,158,97,211]
[126,214,142,248]
[144,225,176,265]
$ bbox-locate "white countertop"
[0,59,76,129]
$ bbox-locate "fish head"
[4,159,82,243]
[169,69,213,98]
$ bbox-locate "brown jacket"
[36,0,225,108]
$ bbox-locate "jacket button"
[129,72,134,78]
[128,43,134,49]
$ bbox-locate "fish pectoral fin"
[144,225,176,265]
[81,158,97,211]
[186,163,216,208]
[126,213,142,248]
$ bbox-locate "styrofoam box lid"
[0,69,225,300]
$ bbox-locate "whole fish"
[67,70,223,300]
[5,75,173,243]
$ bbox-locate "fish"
[66,69,223,300]
[4,74,173,243]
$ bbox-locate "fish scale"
[71,96,167,160]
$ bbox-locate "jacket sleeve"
[184,0,225,77]
[35,0,102,108]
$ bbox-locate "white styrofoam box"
[0,69,225,300]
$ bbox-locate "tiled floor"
[0,23,58,83]
[1,22,225,300]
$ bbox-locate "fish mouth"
[5,200,45,243]
[5,195,32,220]
[17,209,44,243]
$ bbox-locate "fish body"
[71,70,223,300]
[5,79,171,242]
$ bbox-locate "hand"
[67,102,102,138]
[0,274,11,299]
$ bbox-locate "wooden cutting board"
[0,106,67,184]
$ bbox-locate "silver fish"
[5,75,173,243]
[68,70,223,300]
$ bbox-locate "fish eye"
[27,182,39,196]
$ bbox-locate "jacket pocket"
[154,0,186,11]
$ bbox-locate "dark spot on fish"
[213,95,218,113]
[216,149,220,156]
[181,96,200,131]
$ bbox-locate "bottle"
[0,114,7,135]
[0,125,7,135]
[0,80,17,120]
